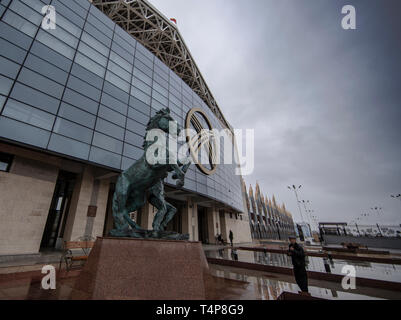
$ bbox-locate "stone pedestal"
[71,237,210,300]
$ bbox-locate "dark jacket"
[288,243,306,269]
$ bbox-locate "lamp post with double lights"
[287,185,305,226]
[370,207,384,236]
[299,200,313,234]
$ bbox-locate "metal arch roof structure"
[91,0,232,131]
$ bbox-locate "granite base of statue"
[71,237,211,300]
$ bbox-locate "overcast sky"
[150,0,401,226]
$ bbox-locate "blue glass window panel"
[100,92,128,115]
[127,107,149,125]
[10,0,43,23]
[113,32,135,54]
[62,88,99,115]
[53,117,93,144]
[48,133,90,160]
[0,116,50,148]
[53,0,86,19]
[36,30,75,60]
[114,24,137,49]
[153,81,168,98]
[0,18,34,50]
[47,24,79,49]
[92,131,123,154]
[58,102,96,128]
[0,56,19,79]
[10,82,60,114]
[80,31,109,57]
[24,54,69,85]
[98,105,125,127]
[19,0,50,12]
[82,20,111,47]
[123,143,142,160]
[105,71,130,93]
[135,50,153,69]
[0,38,27,64]
[111,41,134,65]
[107,60,131,83]
[129,97,150,117]
[73,0,90,10]
[153,73,168,89]
[2,98,55,130]
[30,41,72,72]
[89,146,121,169]
[109,51,133,72]
[52,0,85,28]
[89,5,114,29]
[67,75,101,101]
[0,75,13,96]
[102,81,129,105]
[154,65,169,82]
[0,95,6,114]
[86,13,113,39]
[95,118,124,140]
[2,8,37,38]
[73,53,105,79]
[55,13,81,38]
[136,42,154,61]
[121,156,135,170]
[152,90,168,105]
[131,86,150,105]
[169,94,181,107]
[18,67,64,99]
[133,67,152,86]
[132,77,151,95]
[126,118,146,135]
[77,41,108,66]
[124,130,143,148]
[70,62,103,89]
[134,58,152,78]
[151,99,165,111]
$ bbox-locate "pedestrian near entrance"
[229,230,234,246]
[288,236,309,293]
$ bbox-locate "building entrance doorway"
[40,171,77,250]
[197,206,208,244]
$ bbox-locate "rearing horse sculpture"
[109,108,191,239]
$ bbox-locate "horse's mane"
[142,108,171,149]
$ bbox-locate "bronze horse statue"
[109,108,191,239]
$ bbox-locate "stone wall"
[0,157,58,255]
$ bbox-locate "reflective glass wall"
[0,0,243,211]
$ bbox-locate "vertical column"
[139,201,155,230]
[207,206,218,244]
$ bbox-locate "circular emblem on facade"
[185,108,218,175]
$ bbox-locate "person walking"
[229,230,234,246]
[288,236,309,294]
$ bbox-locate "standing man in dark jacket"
[229,230,234,246]
[288,236,309,293]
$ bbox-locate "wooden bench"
[59,240,95,272]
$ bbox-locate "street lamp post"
[287,185,305,226]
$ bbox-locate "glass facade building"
[0,0,243,212]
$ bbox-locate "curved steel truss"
[91,0,231,130]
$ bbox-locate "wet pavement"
[206,248,401,283]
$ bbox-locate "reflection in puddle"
[209,265,383,300]
[206,249,401,283]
